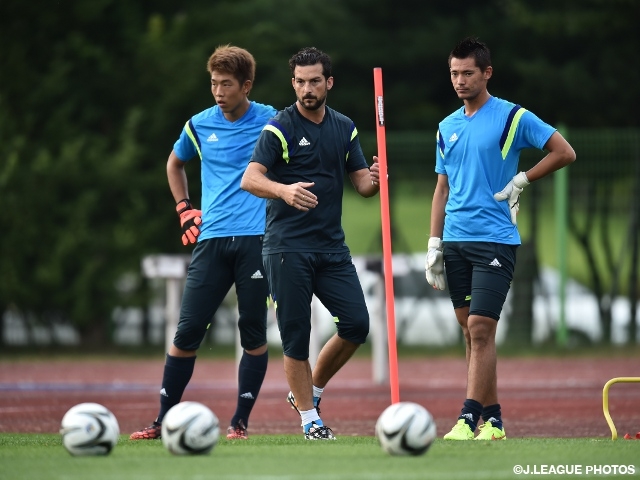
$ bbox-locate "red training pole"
[373,67,400,404]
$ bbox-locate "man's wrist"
[513,172,529,189]
[176,199,192,214]
[428,237,443,250]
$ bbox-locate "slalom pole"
[373,67,400,404]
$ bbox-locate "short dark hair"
[289,47,332,79]
[448,37,492,72]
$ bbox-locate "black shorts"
[173,236,269,351]
[443,241,518,321]
[263,251,369,360]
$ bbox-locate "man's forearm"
[241,168,281,199]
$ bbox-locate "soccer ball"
[161,401,220,455]
[375,402,437,456]
[59,402,120,456]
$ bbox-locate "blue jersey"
[173,101,277,240]
[435,96,555,245]
[251,104,369,254]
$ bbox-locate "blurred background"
[1,0,638,354]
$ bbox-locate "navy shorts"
[263,251,369,360]
[173,236,269,351]
[443,241,518,321]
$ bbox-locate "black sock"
[458,398,483,431]
[156,354,196,423]
[230,350,268,429]
[482,403,503,429]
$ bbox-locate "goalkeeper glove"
[493,171,530,225]
[176,199,202,246]
[425,237,446,290]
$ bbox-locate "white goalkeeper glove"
[493,171,530,225]
[425,237,446,290]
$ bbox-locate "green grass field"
[2,434,638,480]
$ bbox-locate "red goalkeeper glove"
[176,199,202,246]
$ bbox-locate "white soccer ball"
[59,402,120,456]
[375,402,437,456]
[161,401,220,455]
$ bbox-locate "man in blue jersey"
[426,37,576,441]
[241,47,380,440]
[130,45,277,441]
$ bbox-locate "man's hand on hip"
[494,171,529,225]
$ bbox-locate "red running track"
[1,356,638,438]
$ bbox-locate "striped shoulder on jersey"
[344,122,359,162]
[263,118,295,163]
[499,104,527,160]
[436,129,445,159]
[184,119,203,160]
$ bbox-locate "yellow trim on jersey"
[345,127,359,162]
[501,108,526,160]
[264,124,290,163]
[185,121,202,160]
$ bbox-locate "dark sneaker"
[304,422,336,440]
[287,391,321,415]
[130,421,162,440]
[226,419,248,440]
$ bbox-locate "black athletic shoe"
[304,422,336,440]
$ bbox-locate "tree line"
[1,0,637,344]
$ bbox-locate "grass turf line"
[1,434,638,480]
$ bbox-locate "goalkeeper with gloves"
[426,37,575,442]
[130,45,277,442]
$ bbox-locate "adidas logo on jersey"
[298,137,311,146]
[449,133,458,142]
[250,270,263,279]
[240,392,255,400]
[489,258,502,267]
[160,388,168,397]
[207,133,219,142]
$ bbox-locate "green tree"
[1,0,637,346]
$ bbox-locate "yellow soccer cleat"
[443,419,475,440]
[475,421,506,440]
